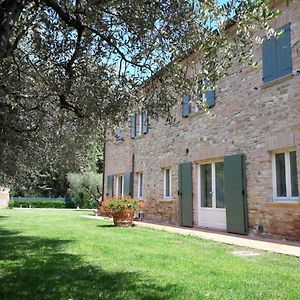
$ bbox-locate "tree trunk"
[0,0,27,58]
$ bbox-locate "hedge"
[9,200,77,209]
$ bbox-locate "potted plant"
[100,197,143,227]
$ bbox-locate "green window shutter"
[277,23,292,78]
[224,154,248,235]
[130,114,136,138]
[142,111,148,134]
[124,172,133,197]
[204,90,216,108]
[107,175,114,198]
[179,161,193,227]
[182,95,191,118]
[262,36,277,84]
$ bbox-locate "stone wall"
[104,0,300,240]
[0,188,10,208]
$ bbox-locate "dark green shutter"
[262,37,277,84]
[224,154,248,235]
[204,90,215,108]
[277,23,292,78]
[130,114,136,138]
[262,23,292,84]
[142,111,148,134]
[179,161,193,227]
[107,175,114,198]
[124,172,133,197]
[182,95,191,118]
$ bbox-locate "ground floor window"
[137,172,143,199]
[199,161,225,209]
[164,168,171,198]
[272,149,299,200]
[115,175,124,197]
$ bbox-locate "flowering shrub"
[100,197,142,216]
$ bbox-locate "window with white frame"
[114,174,124,197]
[199,161,225,209]
[272,150,299,201]
[137,172,143,199]
[135,113,143,136]
[164,168,172,198]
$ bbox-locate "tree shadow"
[0,227,177,299]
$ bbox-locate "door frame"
[197,159,226,230]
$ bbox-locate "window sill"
[261,73,293,89]
[266,200,300,207]
[160,198,175,202]
[132,134,146,140]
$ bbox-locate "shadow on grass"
[97,224,115,228]
[0,227,177,299]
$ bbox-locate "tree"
[0,0,281,184]
[67,172,103,208]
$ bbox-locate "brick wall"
[104,0,300,240]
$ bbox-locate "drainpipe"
[131,153,135,199]
[101,128,106,202]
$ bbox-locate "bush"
[101,197,142,216]
[9,200,77,209]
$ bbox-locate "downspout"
[101,127,106,202]
[131,153,135,199]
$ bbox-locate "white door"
[198,161,226,230]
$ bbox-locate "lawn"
[0,210,299,300]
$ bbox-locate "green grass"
[0,210,299,300]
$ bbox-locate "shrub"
[101,197,142,216]
[9,200,78,209]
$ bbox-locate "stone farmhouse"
[104,0,300,240]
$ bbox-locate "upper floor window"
[130,112,149,138]
[115,129,125,141]
[137,172,143,199]
[182,82,215,118]
[262,23,292,84]
[163,168,172,199]
[272,149,299,201]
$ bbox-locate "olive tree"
[0,0,283,184]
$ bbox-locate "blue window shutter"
[262,37,277,84]
[142,111,148,134]
[130,114,136,138]
[204,90,215,108]
[116,129,124,141]
[182,95,191,117]
[277,23,292,78]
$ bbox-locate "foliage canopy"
[0,0,282,183]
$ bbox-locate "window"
[115,129,124,141]
[114,175,124,197]
[137,173,143,199]
[130,112,148,138]
[135,113,143,136]
[164,168,171,198]
[199,161,225,209]
[182,84,215,117]
[272,150,299,201]
[262,23,292,84]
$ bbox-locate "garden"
[0,209,299,299]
